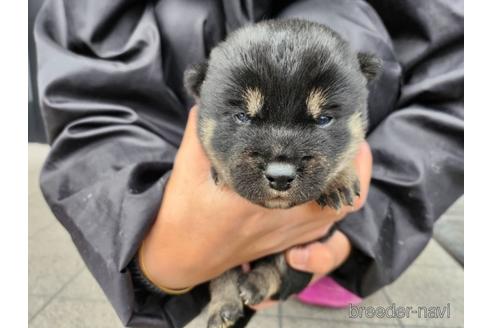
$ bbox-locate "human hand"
[139,106,355,290]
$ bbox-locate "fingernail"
[290,248,309,269]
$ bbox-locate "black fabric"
[273,225,337,301]
[28,0,47,142]
[34,0,463,327]
[232,306,256,328]
[128,256,169,298]
[273,266,313,301]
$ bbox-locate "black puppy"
[185,19,380,328]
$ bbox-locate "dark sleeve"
[277,0,464,296]
[34,0,208,326]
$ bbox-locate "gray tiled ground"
[28,144,464,328]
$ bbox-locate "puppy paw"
[317,174,360,210]
[207,302,243,328]
[317,190,343,210]
[238,272,268,306]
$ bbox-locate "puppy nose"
[264,162,296,191]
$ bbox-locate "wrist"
[139,226,200,290]
[137,239,195,293]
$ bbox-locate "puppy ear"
[184,62,209,99]
[357,53,382,82]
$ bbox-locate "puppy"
[184,19,381,328]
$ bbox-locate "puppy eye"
[233,112,251,124]
[315,115,334,127]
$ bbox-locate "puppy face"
[185,19,380,208]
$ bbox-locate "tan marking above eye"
[243,87,264,117]
[306,88,329,118]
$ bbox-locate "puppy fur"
[184,19,381,328]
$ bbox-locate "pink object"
[296,276,362,308]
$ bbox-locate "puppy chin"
[254,188,311,209]
[263,198,293,209]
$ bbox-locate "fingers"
[241,263,251,272]
[288,223,334,248]
[248,299,279,311]
[177,106,198,153]
[351,141,372,211]
[285,231,351,275]
[174,106,212,179]
[289,199,341,223]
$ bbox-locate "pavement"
[28,143,464,328]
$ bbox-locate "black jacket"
[34,0,463,327]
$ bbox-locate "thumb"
[286,231,352,275]
[286,242,336,274]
